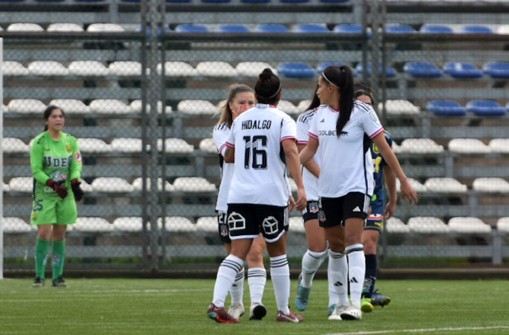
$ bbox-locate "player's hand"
[288,195,296,212]
[71,179,84,201]
[295,188,307,211]
[46,179,68,199]
[384,200,397,220]
[399,178,418,205]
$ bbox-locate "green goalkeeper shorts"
[31,194,77,226]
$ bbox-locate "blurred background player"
[213,83,268,320]
[354,86,396,313]
[30,105,84,288]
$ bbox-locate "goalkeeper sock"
[212,255,244,308]
[230,267,245,305]
[35,238,50,279]
[52,240,66,280]
[301,249,327,288]
[248,267,266,305]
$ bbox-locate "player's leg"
[33,225,52,287]
[326,226,349,319]
[296,201,327,311]
[51,224,67,287]
[246,235,267,320]
[361,216,381,312]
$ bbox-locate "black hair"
[321,65,354,136]
[306,85,322,111]
[43,105,65,131]
[254,68,281,105]
[354,82,376,106]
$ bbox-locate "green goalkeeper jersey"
[30,131,82,199]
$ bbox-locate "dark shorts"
[365,213,384,233]
[318,192,370,228]
[217,211,231,243]
[227,203,289,243]
[302,200,320,222]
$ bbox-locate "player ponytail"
[322,65,354,136]
[217,83,253,127]
[43,105,65,131]
[255,68,282,105]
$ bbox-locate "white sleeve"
[361,105,384,138]
[212,124,230,157]
[280,114,297,142]
[296,113,310,144]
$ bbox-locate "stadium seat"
[216,24,250,33]
[7,23,44,32]
[385,217,410,234]
[381,99,420,115]
[396,178,428,193]
[68,61,109,76]
[403,61,442,78]
[3,138,29,153]
[407,217,450,233]
[132,177,174,192]
[47,23,84,32]
[90,99,132,114]
[319,0,350,3]
[385,23,416,34]
[488,138,509,154]
[419,24,454,34]
[280,0,310,3]
[86,23,125,33]
[159,61,197,77]
[50,99,90,114]
[173,177,217,192]
[177,100,218,115]
[291,24,329,33]
[277,62,316,78]
[297,100,312,112]
[497,24,509,34]
[459,25,493,34]
[112,217,143,233]
[426,100,467,116]
[74,217,114,233]
[496,217,509,233]
[174,24,209,33]
[196,61,237,77]
[316,61,348,72]
[424,178,468,193]
[91,177,134,193]
[483,62,509,79]
[442,62,483,79]
[448,217,491,233]
[108,61,142,76]
[277,100,300,116]
[236,62,276,77]
[28,61,69,76]
[7,99,46,114]
[202,0,231,3]
[130,100,171,114]
[78,138,111,153]
[399,138,444,154]
[466,99,506,116]
[333,24,363,34]
[157,138,194,153]
[199,138,217,153]
[110,138,144,153]
[159,217,197,233]
[195,216,217,233]
[166,0,192,3]
[8,177,33,193]
[2,217,33,233]
[289,217,305,233]
[2,61,29,76]
[472,177,509,193]
[355,62,397,78]
[448,138,491,154]
[254,24,289,33]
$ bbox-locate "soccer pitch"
[0,278,508,335]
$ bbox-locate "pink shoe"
[208,303,239,324]
[276,310,303,323]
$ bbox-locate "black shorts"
[227,203,289,243]
[217,211,231,243]
[302,200,320,222]
[319,192,370,228]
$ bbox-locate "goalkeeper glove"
[46,179,68,199]
[71,179,84,201]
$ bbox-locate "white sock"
[212,254,244,307]
[248,267,266,305]
[230,267,245,305]
[346,244,365,309]
[328,250,349,307]
[270,255,290,314]
[301,249,327,288]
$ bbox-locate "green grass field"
[1,278,508,335]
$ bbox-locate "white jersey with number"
[226,103,296,206]
[213,122,232,212]
[296,108,320,201]
[308,101,382,198]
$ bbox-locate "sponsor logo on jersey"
[352,206,361,212]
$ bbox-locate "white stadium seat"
[380,99,420,115]
[47,23,84,32]
[236,62,276,77]
[68,61,109,76]
[297,100,312,113]
[159,61,197,77]
[3,61,29,76]
[386,217,410,233]
[472,178,509,193]
[7,23,43,32]
[448,217,491,234]
[424,178,468,193]
[110,138,144,153]
[159,216,196,232]
[86,23,125,33]
[113,217,143,232]
[78,138,111,153]
[49,99,90,114]
[488,139,509,154]
[8,99,46,114]
[108,61,142,76]
[199,138,217,153]
[173,177,217,192]
[91,177,134,193]
[74,217,114,232]
[90,99,132,114]
[289,217,305,233]
[8,177,33,193]
[398,138,444,154]
[157,138,194,153]
[196,216,218,233]
[408,217,450,233]
[277,100,300,116]
[448,139,491,154]
[496,217,509,232]
[2,217,33,233]
[196,61,237,77]
[132,177,174,192]
[3,138,29,153]
[130,100,171,114]
[28,61,69,76]
[396,178,427,193]
[177,100,218,115]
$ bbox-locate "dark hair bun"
[259,68,274,81]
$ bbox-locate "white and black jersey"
[308,101,382,198]
[213,122,233,212]
[226,103,297,206]
[296,108,320,201]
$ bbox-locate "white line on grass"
[325,326,509,335]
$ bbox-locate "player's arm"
[282,139,306,211]
[69,137,83,181]
[30,139,50,184]
[224,145,234,163]
[383,166,397,219]
[299,136,318,166]
[297,143,320,178]
[372,132,417,205]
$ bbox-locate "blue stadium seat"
[201,0,231,3]
[466,100,506,117]
[277,62,316,78]
[460,25,493,34]
[403,61,442,78]
[386,24,416,34]
[426,100,467,116]
[355,62,397,78]
[166,0,191,2]
[319,0,350,3]
[280,0,309,3]
[419,24,454,34]
[333,24,363,34]
[216,24,250,33]
[483,62,509,79]
[443,62,483,79]
[292,24,329,33]
[254,24,289,33]
[241,0,271,3]
[35,0,66,2]
[174,24,208,33]
[316,62,348,73]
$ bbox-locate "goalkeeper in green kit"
[30,105,84,288]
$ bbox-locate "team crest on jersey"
[66,144,73,152]
[74,152,82,163]
[372,143,380,154]
[308,202,319,213]
[318,210,326,223]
